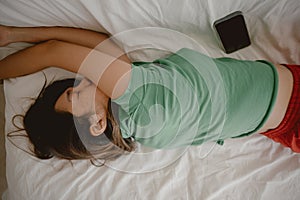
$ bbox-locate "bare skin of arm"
[0,25,130,63]
[0,26,131,99]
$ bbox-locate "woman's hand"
[0,25,12,47]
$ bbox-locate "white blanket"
[1,0,300,199]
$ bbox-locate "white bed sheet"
[1,0,300,199]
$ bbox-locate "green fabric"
[112,48,278,149]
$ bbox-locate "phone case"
[213,11,251,54]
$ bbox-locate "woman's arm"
[4,25,107,48]
[1,25,130,63]
[0,40,131,99]
[0,41,52,79]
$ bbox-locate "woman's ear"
[89,114,107,136]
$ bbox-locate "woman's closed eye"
[67,90,79,102]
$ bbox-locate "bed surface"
[1,0,300,199]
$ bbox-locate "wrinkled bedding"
[1,0,299,199]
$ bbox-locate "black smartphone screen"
[214,11,251,53]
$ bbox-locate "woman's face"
[55,78,109,118]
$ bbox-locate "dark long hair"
[22,78,135,162]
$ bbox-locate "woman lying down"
[0,25,299,163]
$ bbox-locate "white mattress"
[1,0,300,199]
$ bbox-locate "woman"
[0,25,299,162]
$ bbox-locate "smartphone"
[213,11,251,54]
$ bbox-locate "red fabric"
[261,64,300,152]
